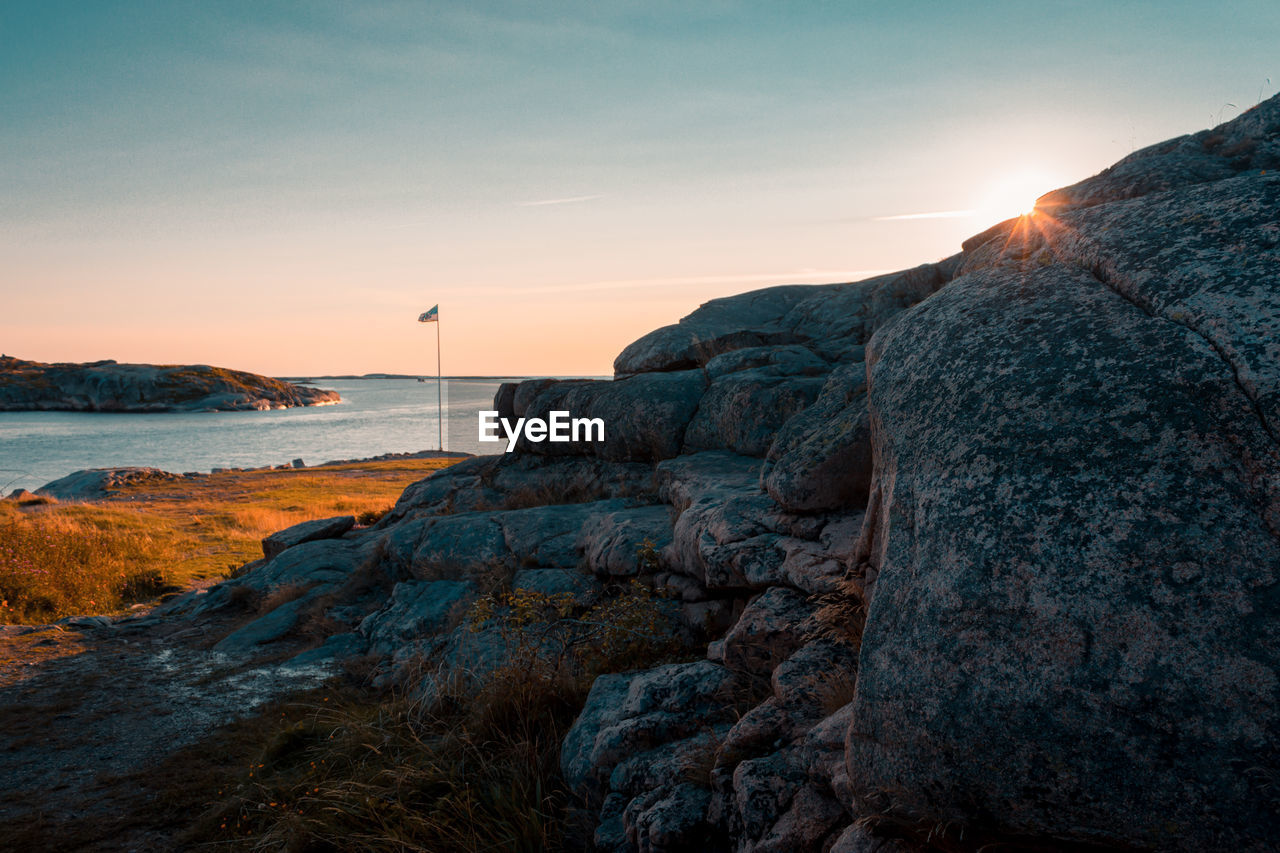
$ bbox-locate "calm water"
[0,377,538,493]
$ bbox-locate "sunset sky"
[2,1,1277,376]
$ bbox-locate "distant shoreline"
[282,374,610,382]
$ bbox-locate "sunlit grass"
[0,458,458,624]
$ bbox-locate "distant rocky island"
[0,356,340,412]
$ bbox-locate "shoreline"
[8,448,477,502]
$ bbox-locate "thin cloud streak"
[519,194,604,207]
[873,209,977,221]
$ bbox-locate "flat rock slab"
[35,467,182,501]
[261,515,355,559]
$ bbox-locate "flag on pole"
[418,305,438,323]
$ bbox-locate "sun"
[977,169,1064,223]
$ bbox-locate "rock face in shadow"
[147,94,1280,852]
[0,356,340,412]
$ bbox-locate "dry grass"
[185,677,585,852]
[0,458,458,624]
[0,504,182,622]
[181,578,687,851]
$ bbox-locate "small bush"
[354,506,391,527]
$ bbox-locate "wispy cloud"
[873,209,976,221]
[519,194,604,207]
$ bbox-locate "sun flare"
[978,169,1064,222]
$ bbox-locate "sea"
[0,377,578,494]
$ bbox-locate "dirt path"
[0,612,338,850]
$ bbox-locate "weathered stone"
[624,782,714,853]
[390,455,505,519]
[678,599,738,638]
[771,638,858,714]
[520,371,708,462]
[262,515,355,559]
[594,792,633,853]
[359,580,475,653]
[245,538,366,592]
[661,461,795,590]
[727,751,808,845]
[704,345,829,380]
[720,697,791,763]
[683,371,825,457]
[214,593,317,654]
[510,568,601,602]
[763,372,873,512]
[492,381,518,423]
[774,535,846,596]
[579,504,675,577]
[721,587,816,676]
[780,258,962,360]
[563,672,635,795]
[501,500,627,568]
[490,455,656,506]
[657,451,763,513]
[561,661,744,802]
[614,286,826,375]
[828,824,909,853]
[511,377,560,416]
[390,454,656,523]
[401,512,513,582]
[849,101,1280,850]
[750,784,847,853]
[286,632,368,667]
[610,730,724,797]
[35,467,182,501]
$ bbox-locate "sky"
[1,1,1277,376]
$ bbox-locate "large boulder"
[683,371,825,458]
[519,371,708,462]
[389,454,654,521]
[359,579,476,654]
[847,107,1280,850]
[763,363,874,512]
[262,515,355,559]
[578,504,675,577]
[614,286,831,375]
[611,259,961,378]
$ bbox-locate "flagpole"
[435,312,443,451]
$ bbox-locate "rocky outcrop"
[848,103,1280,850]
[139,94,1280,852]
[0,356,340,412]
[262,515,355,560]
[35,467,182,500]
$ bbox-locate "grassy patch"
[0,458,458,624]
[184,579,685,850]
[0,505,182,622]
